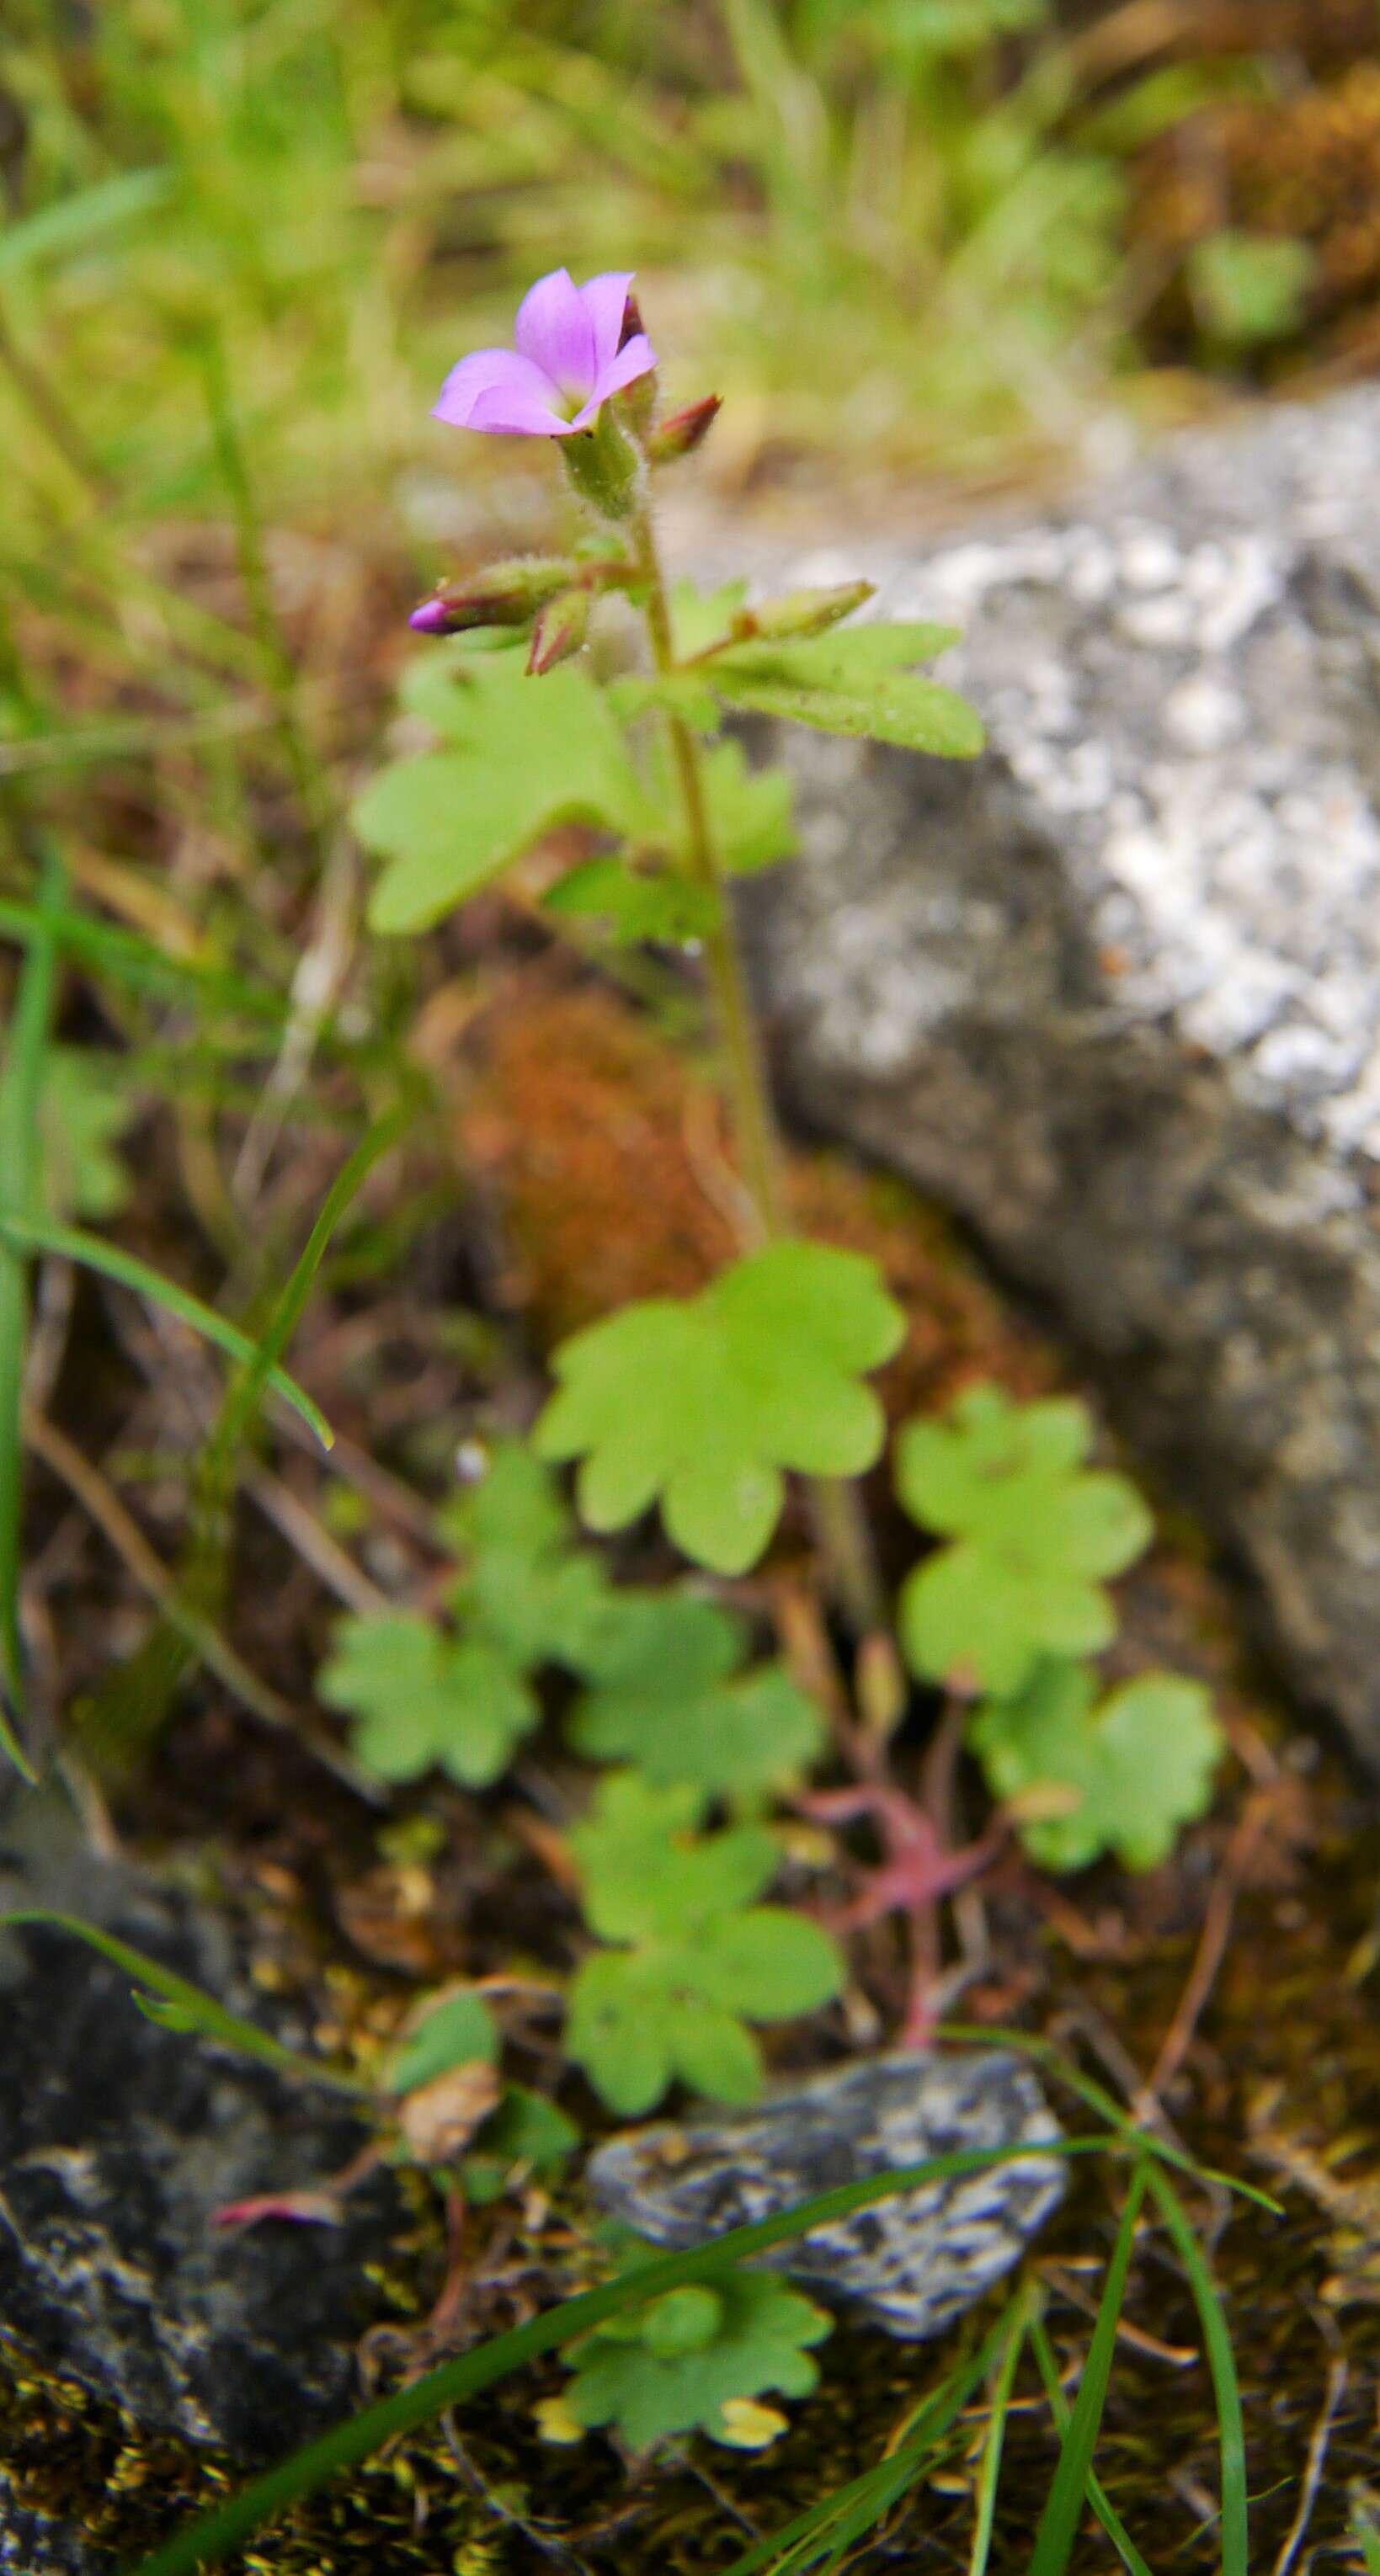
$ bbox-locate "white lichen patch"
[743,392,1380,1160]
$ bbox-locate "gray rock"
[0,1780,393,2490]
[587,2049,1066,2339]
[734,388,1380,1767]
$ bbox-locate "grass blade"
[126,2137,1113,2576]
[969,2286,1036,2576]
[0,849,61,1778]
[1029,2314,1154,2576]
[0,170,171,279]
[0,896,289,1021]
[1026,2158,1150,2576]
[0,1911,370,2096]
[724,2297,1026,2576]
[1144,2164,1249,2576]
[0,1212,330,1445]
[937,2019,1282,2215]
[212,1106,408,1461]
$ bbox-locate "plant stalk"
[630,499,886,1635]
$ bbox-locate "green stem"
[0,840,62,1780]
[630,502,885,1635]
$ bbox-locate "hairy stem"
[631,500,886,1634]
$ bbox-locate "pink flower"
[433,269,656,439]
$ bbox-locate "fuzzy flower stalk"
[415,268,884,1631]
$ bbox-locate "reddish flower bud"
[407,555,578,636]
[526,586,590,674]
[646,394,722,466]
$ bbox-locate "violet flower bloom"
[433,269,656,439]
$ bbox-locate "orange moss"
[461,977,1052,1423]
[1133,50,1380,367]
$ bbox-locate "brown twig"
[245,1465,392,1615]
[1271,2342,1348,2576]
[23,1408,381,1798]
[1134,1786,1276,2119]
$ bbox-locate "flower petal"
[514,268,595,396]
[466,382,577,437]
[570,333,658,428]
[434,349,568,437]
[579,269,637,374]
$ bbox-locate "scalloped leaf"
[355,653,648,932]
[970,1660,1224,1871]
[535,1241,905,1576]
[567,1772,843,2113]
[568,1593,823,1795]
[563,2255,829,2455]
[317,1611,538,1786]
[897,1384,1154,1697]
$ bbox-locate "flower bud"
[407,554,578,636]
[612,290,658,438]
[561,404,641,520]
[646,394,722,465]
[730,580,876,643]
[526,585,590,674]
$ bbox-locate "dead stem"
[1135,1785,1276,2119]
[23,1407,382,1799]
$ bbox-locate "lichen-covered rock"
[587,2050,1066,2339]
[0,1783,392,2472]
[735,386,1380,1770]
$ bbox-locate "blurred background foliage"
[0,0,1375,1235]
[2,0,1376,1200]
[2,0,1377,565]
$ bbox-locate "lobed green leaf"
[567,1592,823,1796]
[898,1384,1154,1695]
[355,654,648,932]
[564,2260,830,2453]
[708,623,983,757]
[536,1240,904,1576]
[970,1659,1224,1871]
[567,1772,843,2112]
[317,1611,538,1787]
[544,855,718,945]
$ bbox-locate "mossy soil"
[6,973,1380,2574]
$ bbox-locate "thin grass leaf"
[970,2286,1036,2576]
[0,849,61,1779]
[0,897,288,1021]
[1028,2314,1154,2576]
[1145,2165,1248,2576]
[126,2137,1112,2576]
[213,1106,408,1462]
[0,1214,330,1445]
[724,2300,1023,2576]
[0,1911,370,2096]
[1026,2159,1150,2576]
[937,2020,1282,2214]
[0,170,172,279]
